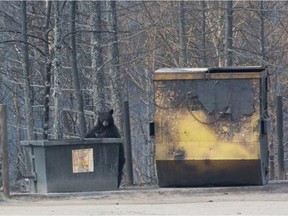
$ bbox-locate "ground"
[1,181,288,215]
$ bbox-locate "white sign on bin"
[72,148,94,173]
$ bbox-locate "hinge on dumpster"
[261,117,271,134]
[22,172,37,182]
[149,122,155,136]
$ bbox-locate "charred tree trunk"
[201,1,207,66]
[52,1,63,139]
[71,1,86,137]
[22,1,34,141]
[43,1,52,139]
[107,1,123,131]
[224,0,233,66]
[90,1,105,112]
[260,0,266,63]
[178,0,187,67]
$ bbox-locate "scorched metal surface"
[153,67,269,187]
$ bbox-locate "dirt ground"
[1,181,288,215]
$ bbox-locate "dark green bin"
[21,138,122,193]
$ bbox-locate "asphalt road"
[1,181,288,215]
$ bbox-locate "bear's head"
[97,109,114,127]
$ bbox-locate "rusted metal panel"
[153,67,266,81]
[153,67,269,186]
[153,72,266,81]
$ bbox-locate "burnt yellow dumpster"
[153,67,269,187]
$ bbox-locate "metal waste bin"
[153,67,269,187]
[21,138,122,193]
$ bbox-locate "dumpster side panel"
[154,72,267,186]
[45,143,119,193]
[34,146,48,193]
[155,79,261,161]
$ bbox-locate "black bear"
[85,109,125,188]
[85,109,121,138]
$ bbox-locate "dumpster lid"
[153,66,267,80]
[20,138,123,147]
[208,66,266,73]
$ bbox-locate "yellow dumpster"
[153,67,269,187]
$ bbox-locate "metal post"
[0,104,9,197]
[276,96,285,180]
[123,101,133,185]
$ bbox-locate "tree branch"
[0,39,46,56]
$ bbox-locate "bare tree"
[260,0,266,63]
[107,1,122,130]
[71,1,86,137]
[90,1,105,112]
[178,0,187,67]
[43,1,52,139]
[52,1,63,139]
[22,1,34,141]
[201,1,207,66]
[224,0,233,66]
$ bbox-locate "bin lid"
[20,138,123,147]
[153,66,267,81]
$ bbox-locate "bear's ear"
[109,109,114,115]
